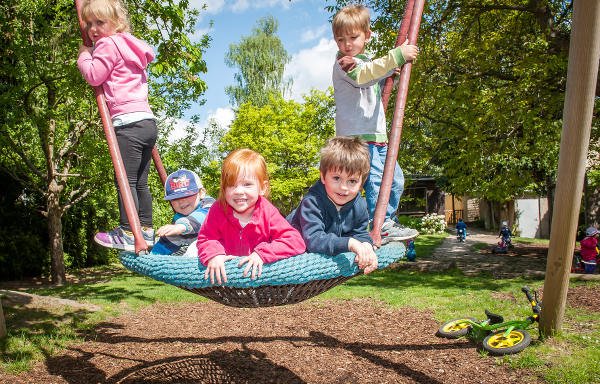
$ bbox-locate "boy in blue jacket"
[287,137,377,274]
[151,169,214,256]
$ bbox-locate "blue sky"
[172,0,339,139]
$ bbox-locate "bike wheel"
[437,318,477,339]
[482,329,531,355]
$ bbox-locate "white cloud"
[189,0,294,14]
[190,0,226,14]
[233,0,294,12]
[189,26,211,43]
[284,38,337,101]
[208,107,235,129]
[165,107,234,145]
[165,118,194,143]
[300,24,329,43]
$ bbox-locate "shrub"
[419,213,447,234]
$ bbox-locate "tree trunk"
[48,186,66,285]
[0,299,6,338]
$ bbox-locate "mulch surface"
[1,239,598,384]
[1,299,547,384]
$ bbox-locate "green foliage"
[225,15,291,107]
[326,0,594,205]
[419,213,447,234]
[209,90,335,214]
[0,0,209,280]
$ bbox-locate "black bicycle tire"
[482,329,531,355]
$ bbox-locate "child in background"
[197,149,306,284]
[456,218,467,241]
[287,137,378,274]
[499,221,512,244]
[580,226,599,274]
[78,0,157,251]
[150,169,215,256]
[331,4,419,242]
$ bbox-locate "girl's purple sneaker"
[94,226,154,251]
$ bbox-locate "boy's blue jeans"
[364,143,404,222]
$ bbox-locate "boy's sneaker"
[142,227,155,248]
[380,220,419,244]
[94,226,154,251]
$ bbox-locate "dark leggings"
[114,119,157,230]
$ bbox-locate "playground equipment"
[436,286,541,355]
[75,0,424,307]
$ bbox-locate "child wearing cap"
[150,169,215,256]
[580,226,599,274]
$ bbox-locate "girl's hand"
[78,45,93,56]
[399,39,419,61]
[156,223,186,237]
[238,252,264,280]
[204,254,236,285]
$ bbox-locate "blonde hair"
[332,4,371,37]
[81,0,131,34]
[218,149,270,208]
[320,137,370,182]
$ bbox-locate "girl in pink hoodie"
[77,0,157,252]
[580,227,599,274]
[197,149,306,285]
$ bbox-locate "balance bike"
[436,286,541,355]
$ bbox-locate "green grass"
[0,236,598,383]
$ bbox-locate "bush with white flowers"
[419,213,447,234]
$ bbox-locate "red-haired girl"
[196,149,306,284]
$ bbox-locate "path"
[397,229,549,278]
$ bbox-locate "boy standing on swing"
[332,4,419,243]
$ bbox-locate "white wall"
[515,198,550,238]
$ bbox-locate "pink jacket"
[77,33,154,119]
[197,196,306,266]
[580,236,598,261]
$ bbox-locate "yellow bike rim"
[486,331,524,349]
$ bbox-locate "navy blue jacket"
[286,180,372,255]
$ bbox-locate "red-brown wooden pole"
[381,0,414,111]
[152,147,168,186]
[74,0,147,253]
[540,0,600,336]
[370,0,424,245]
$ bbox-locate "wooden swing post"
[540,0,600,336]
[370,0,424,244]
[74,0,168,254]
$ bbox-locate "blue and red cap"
[164,169,202,201]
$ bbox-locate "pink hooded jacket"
[580,236,598,262]
[196,196,306,266]
[77,32,154,119]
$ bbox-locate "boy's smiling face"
[334,28,371,57]
[170,193,200,216]
[321,169,362,209]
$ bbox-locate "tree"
[327,0,598,218]
[225,16,291,107]
[205,90,335,214]
[0,0,209,284]
[0,300,5,338]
